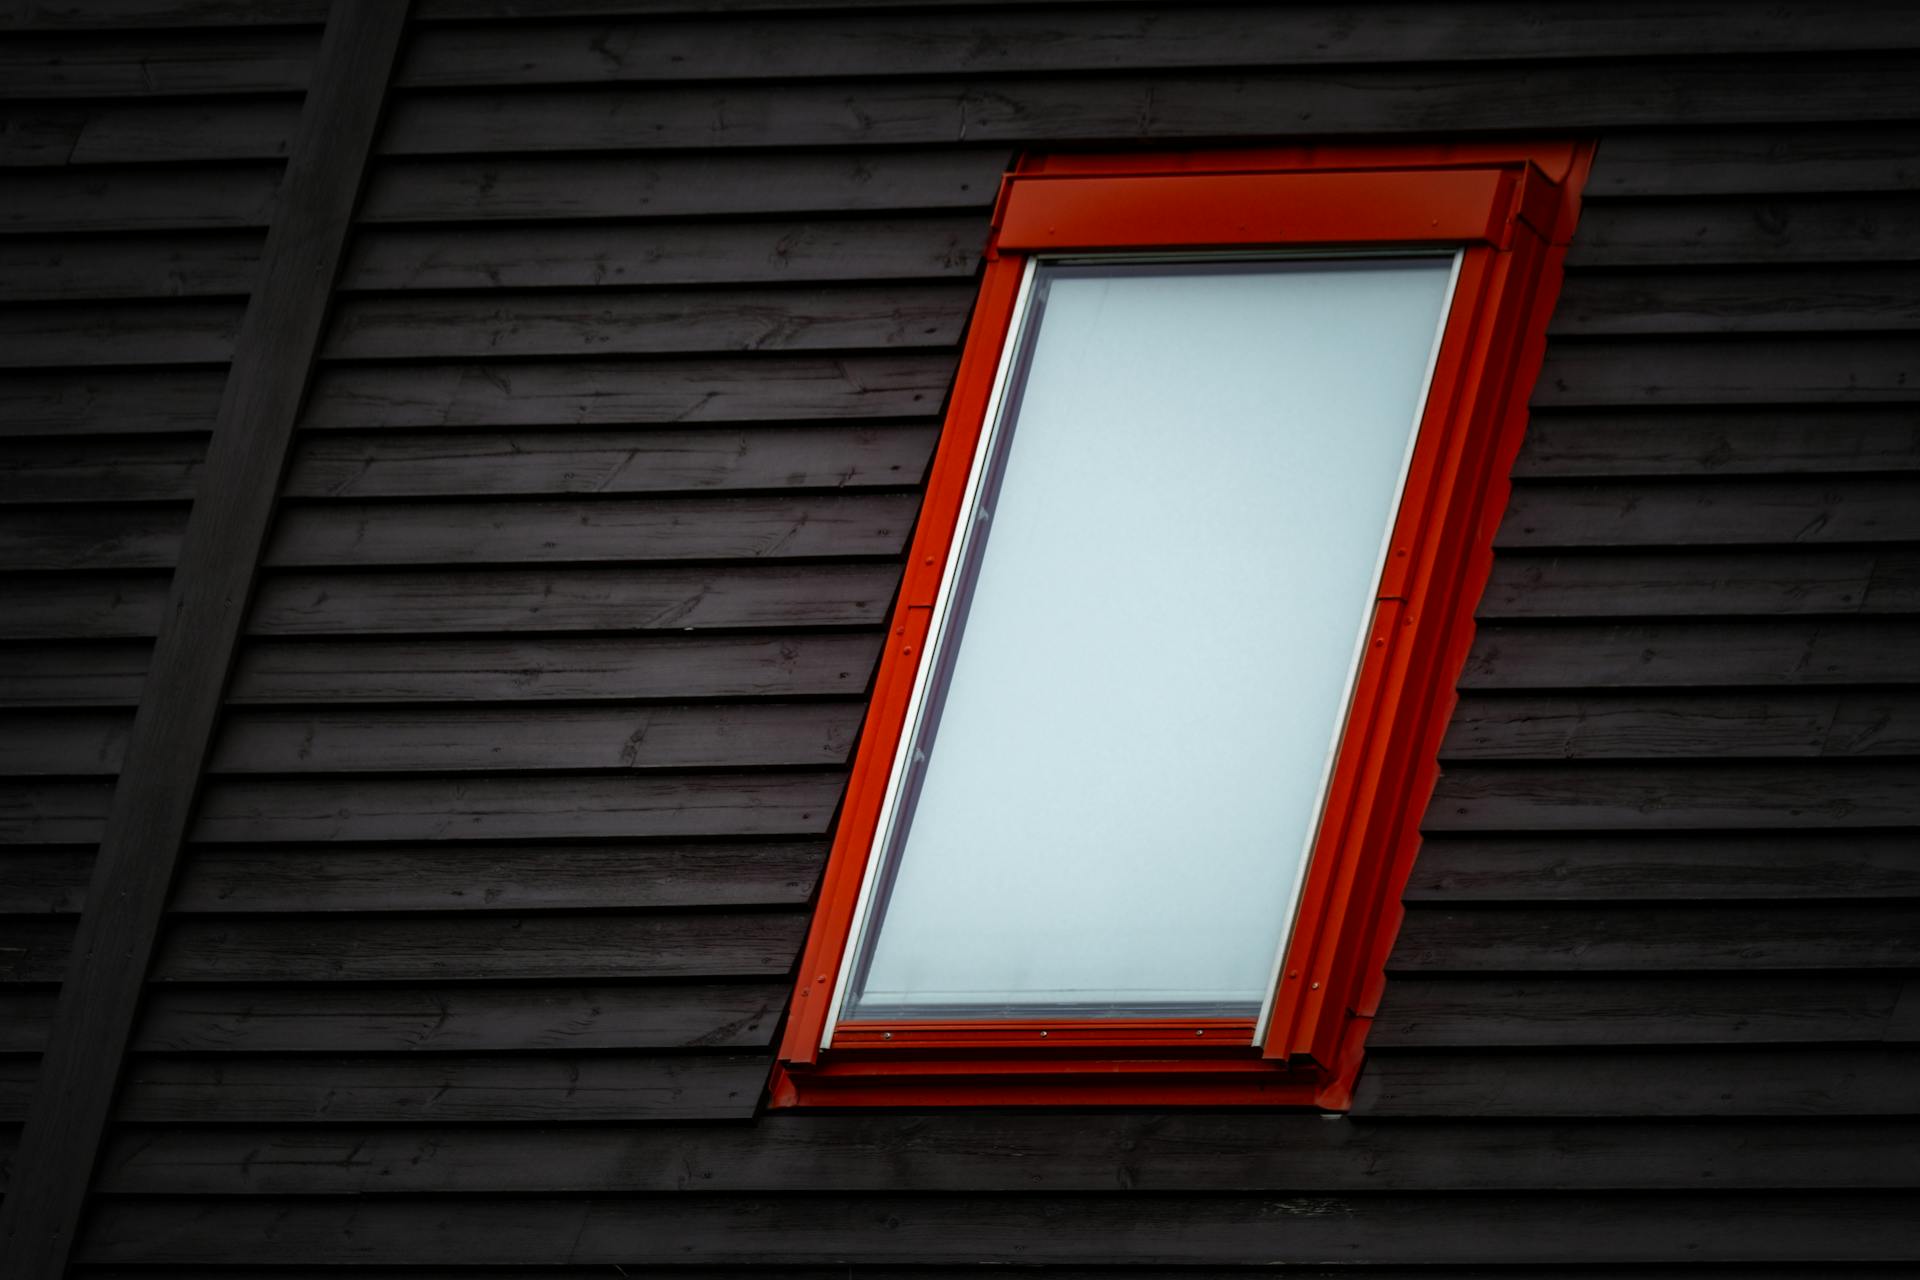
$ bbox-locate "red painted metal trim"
[773,139,1593,1108]
[995,169,1518,251]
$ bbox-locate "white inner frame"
[822,250,1463,1047]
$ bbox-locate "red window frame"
[772,141,1592,1109]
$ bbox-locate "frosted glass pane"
[843,256,1455,1021]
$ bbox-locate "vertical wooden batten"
[0,3,412,1276]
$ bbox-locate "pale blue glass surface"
[844,256,1455,1020]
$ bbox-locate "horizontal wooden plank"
[1498,477,1920,547]
[72,1191,1920,1265]
[1391,902,1920,971]
[93,1115,1920,1196]
[154,912,808,981]
[1476,549,1920,618]
[0,505,185,570]
[340,217,987,291]
[321,284,973,360]
[0,711,128,774]
[132,981,785,1052]
[1356,1047,1920,1117]
[260,494,919,566]
[0,642,150,707]
[1426,760,1920,830]
[0,99,300,166]
[0,849,86,913]
[0,436,203,503]
[171,841,823,911]
[0,29,314,97]
[376,59,1920,155]
[358,149,1008,223]
[1405,832,1920,900]
[1551,266,1920,335]
[0,233,259,303]
[246,564,901,635]
[114,1052,768,1122]
[0,779,112,844]
[301,355,954,428]
[283,424,937,498]
[1374,972,1920,1047]
[1587,125,1920,197]
[205,703,861,772]
[227,633,881,702]
[1511,408,1920,479]
[0,573,169,640]
[0,368,224,436]
[0,165,279,234]
[189,771,846,842]
[394,4,1920,85]
[1439,692,1920,760]
[1534,335,1920,408]
[1570,195,1920,267]
[0,917,72,982]
[1462,619,1920,688]
[0,1,326,30]
[0,992,55,1050]
[0,300,241,367]
[0,1059,36,1121]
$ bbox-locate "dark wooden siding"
[2,0,1917,1272]
[0,1,322,1191]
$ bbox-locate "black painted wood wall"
[3,0,1919,1271]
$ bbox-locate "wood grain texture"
[397,4,1920,83]
[226,633,882,702]
[1477,549,1919,618]
[0,437,205,504]
[1550,266,1920,334]
[0,29,316,97]
[1355,1048,1920,1117]
[321,284,972,360]
[0,573,169,640]
[153,911,809,981]
[1586,125,1920,197]
[246,564,901,635]
[0,643,151,707]
[93,1115,1920,1194]
[0,506,185,571]
[1373,973,1920,1047]
[1462,619,1920,688]
[71,1192,1920,1265]
[1404,832,1920,900]
[281,424,937,498]
[1424,762,1920,830]
[1569,195,1920,267]
[1533,334,1920,407]
[0,165,281,234]
[203,703,862,772]
[1510,408,1920,478]
[376,59,1920,154]
[131,982,786,1052]
[1439,692,1920,759]
[0,233,260,303]
[1390,902,1920,970]
[0,99,300,166]
[0,850,87,913]
[340,217,987,291]
[0,369,224,436]
[114,1053,770,1122]
[1496,477,1920,547]
[188,771,846,842]
[300,356,955,428]
[0,300,242,368]
[259,494,919,566]
[0,1,327,30]
[169,840,824,911]
[358,150,1008,223]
